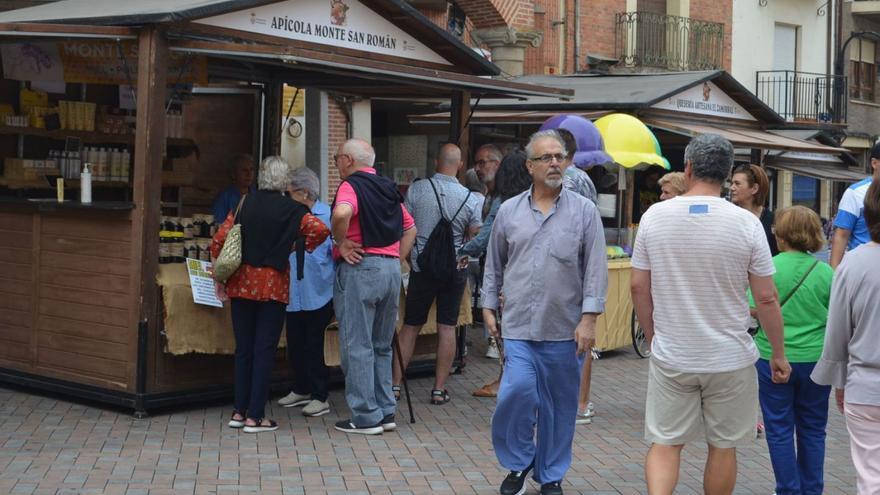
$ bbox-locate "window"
[792,174,820,212]
[446,2,465,38]
[850,39,876,101]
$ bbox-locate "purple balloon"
[539,114,613,169]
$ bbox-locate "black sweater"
[341,171,403,248]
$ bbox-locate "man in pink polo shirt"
[331,138,417,435]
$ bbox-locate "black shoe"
[381,414,397,432]
[540,481,563,495]
[500,463,533,495]
[333,419,383,435]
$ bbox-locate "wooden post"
[263,81,283,157]
[450,90,471,182]
[126,26,167,395]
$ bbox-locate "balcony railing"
[614,12,724,71]
[755,70,846,124]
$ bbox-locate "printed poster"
[186,258,223,308]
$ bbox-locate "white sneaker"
[576,402,595,425]
[277,391,310,408]
[302,400,330,417]
[485,338,500,359]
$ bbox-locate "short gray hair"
[684,134,734,185]
[342,138,376,167]
[475,143,503,162]
[257,155,293,191]
[290,167,320,201]
[525,130,566,159]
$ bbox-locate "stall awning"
[170,40,573,99]
[765,162,868,183]
[643,119,847,154]
[409,110,609,125]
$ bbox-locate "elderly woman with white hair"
[277,167,336,418]
[211,156,330,433]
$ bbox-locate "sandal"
[430,389,450,405]
[228,410,245,429]
[243,418,279,433]
[392,385,401,401]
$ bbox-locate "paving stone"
[0,329,859,494]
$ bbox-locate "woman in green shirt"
[751,206,833,495]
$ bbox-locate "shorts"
[403,268,467,327]
[645,359,758,448]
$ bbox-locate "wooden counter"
[0,203,136,393]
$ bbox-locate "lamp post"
[833,31,880,123]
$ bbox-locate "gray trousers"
[334,256,401,426]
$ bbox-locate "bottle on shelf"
[121,148,131,183]
[96,147,108,181]
[61,151,71,179]
[70,151,81,180]
[80,163,92,204]
[110,148,121,182]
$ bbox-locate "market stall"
[0,0,570,413]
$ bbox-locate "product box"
[3,158,59,180]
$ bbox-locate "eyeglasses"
[474,159,499,166]
[333,153,349,162]
[528,153,567,164]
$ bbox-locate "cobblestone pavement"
[0,329,857,494]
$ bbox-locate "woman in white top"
[812,180,880,494]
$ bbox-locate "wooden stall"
[0,1,569,413]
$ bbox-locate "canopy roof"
[0,0,499,76]
[444,71,784,124]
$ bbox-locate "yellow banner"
[58,41,207,85]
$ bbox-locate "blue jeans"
[230,299,286,420]
[334,256,401,427]
[493,339,583,484]
[756,359,831,495]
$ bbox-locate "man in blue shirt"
[831,143,880,268]
[277,167,336,418]
[212,154,256,222]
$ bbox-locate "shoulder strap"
[450,191,472,222]
[427,178,448,221]
[779,259,820,307]
[232,194,247,223]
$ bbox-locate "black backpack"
[416,179,470,282]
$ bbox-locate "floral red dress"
[211,211,330,304]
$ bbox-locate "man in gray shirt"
[482,130,608,495]
[393,143,482,405]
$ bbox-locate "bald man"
[331,138,417,435]
[392,143,483,405]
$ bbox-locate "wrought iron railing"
[755,70,846,123]
[614,12,724,71]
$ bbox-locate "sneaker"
[500,462,533,495]
[242,419,278,433]
[540,481,563,495]
[486,338,500,359]
[381,414,397,432]
[334,419,383,435]
[301,400,330,417]
[575,402,595,425]
[277,391,310,408]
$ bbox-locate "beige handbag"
[212,196,246,283]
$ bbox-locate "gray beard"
[544,177,563,189]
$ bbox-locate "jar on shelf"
[170,232,185,263]
[182,217,194,240]
[198,240,211,262]
[158,231,172,264]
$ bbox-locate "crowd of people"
[208,127,880,494]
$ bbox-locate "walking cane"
[392,332,416,424]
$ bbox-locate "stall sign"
[186,258,223,308]
[195,0,452,65]
[1,41,208,85]
[651,81,757,121]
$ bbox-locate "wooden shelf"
[0,126,195,147]
[0,177,129,190]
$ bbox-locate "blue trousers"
[757,359,831,495]
[334,256,401,427]
[493,339,583,484]
[230,299,286,420]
